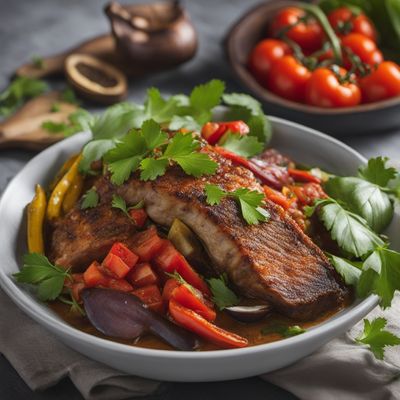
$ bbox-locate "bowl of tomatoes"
[225,0,400,136]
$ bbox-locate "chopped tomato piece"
[172,284,216,321]
[109,242,139,269]
[169,299,248,349]
[202,121,249,145]
[127,263,158,287]
[71,282,85,302]
[106,278,133,292]
[102,253,131,279]
[288,168,321,184]
[162,278,181,303]
[129,208,147,228]
[263,185,293,210]
[290,183,327,206]
[132,284,163,313]
[154,240,211,296]
[130,226,165,262]
[83,261,108,287]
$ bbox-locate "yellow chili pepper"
[48,153,79,192]
[47,154,83,220]
[27,184,47,254]
[62,173,84,214]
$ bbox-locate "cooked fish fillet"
[49,146,348,320]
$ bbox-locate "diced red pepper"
[130,226,165,262]
[108,242,139,269]
[162,278,181,303]
[263,185,293,210]
[106,278,133,292]
[83,261,108,287]
[290,183,327,207]
[129,208,147,228]
[132,284,163,313]
[169,299,248,349]
[202,121,249,145]
[126,263,158,288]
[154,241,211,296]
[102,253,131,279]
[288,168,321,184]
[171,284,216,321]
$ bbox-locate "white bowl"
[0,117,397,382]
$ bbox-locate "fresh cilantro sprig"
[207,274,240,310]
[357,318,400,359]
[358,157,398,187]
[0,77,48,117]
[13,253,71,301]
[111,194,144,218]
[220,133,263,158]
[104,120,218,185]
[205,184,270,225]
[261,324,306,338]
[80,187,99,209]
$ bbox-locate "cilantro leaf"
[358,157,398,187]
[141,119,168,149]
[204,185,269,225]
[357,317,400,359]
[144,88,182,123]
[13,253,71,301]
[205,184,225,205]
[328,254,362,286]
[169,115,201,132]
[220,133,263,158]
[357,248,400,308]
[163,132,199,158]
[0,77,48,117]
[79,139,116,173]
[308,198,384,258]
[207,274,240,310]
[81,187,99,209]
[222,93,271,144]
[108,156,142,185]
[261,324,306,337]
[325,176,393,233]
[111,194,129,217]
[190,80,225,115]
[174,152,218,177]
[140,157,168,181]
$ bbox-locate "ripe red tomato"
[267,55,312,102]
[248,39,291,86]
[328,7,377,42]
[341,33,383,67]
[270,7,324,53]
[359,61,400,103]
[305,67,361,107]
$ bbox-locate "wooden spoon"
[0,91,78,150]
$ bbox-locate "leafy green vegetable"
[207,274,240,310]
[357,317,400,359]
[169,115,200,132]
[111,194,130,217]
[222,93,271,144]
[220,133,263,158]
[357,247,400,308]
[13,253,71,301]
[80,187,99,209]
[42,109,94,137]
[261,324,306,337]
[306,198,384,257]
[205,184,269,225]
[0,77,48,117]
[358,157,398,187]
[328,255,362,286]
[325,177,393,233]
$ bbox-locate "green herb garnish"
[261,324,306,338]
[81,187,99,209]
[207,274,240,310]
[205,184,270,225]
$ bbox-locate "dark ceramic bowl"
[224,0,400,137]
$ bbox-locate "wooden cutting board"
[0,91,79,150]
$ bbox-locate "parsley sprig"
[205,184,270,225]
[111,194,144,218]
[207,274,240,310]
[80,187,99,209]
[104,119,218,185]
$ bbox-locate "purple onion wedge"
[81,288,198,351]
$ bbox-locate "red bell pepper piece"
[102,253,131,279]
[127,263,158,288]
[162,278,181,303]
[83,261,108,287]
[288,168,321,184]
[154,240,211,296]
[108,242,139,269]
[263,185,293,210]
[132,284,163,313]
[202,121,249,145]
[129,208,147,228]
[171,284,216,321]
[169,299,248,349]
[106,278,133,292]
[130,226,165,262]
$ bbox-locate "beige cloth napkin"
[1,286,399,400]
